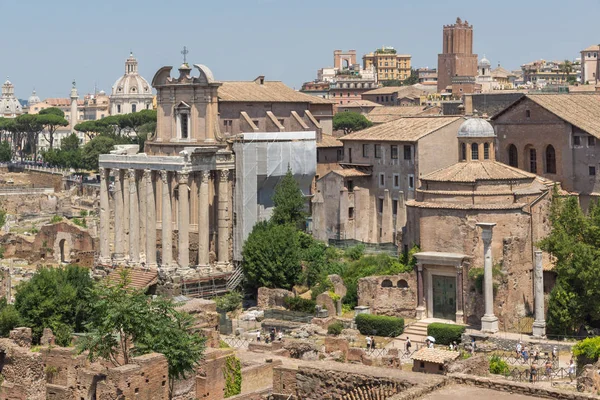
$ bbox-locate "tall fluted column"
[217,169,230,265]
[177,172,190,269]
[113,169,125,261]
[99,167,110,263]
[415,262,425,320]
[128,169,139,264]
[477,222,498,333]
[160,171,173,268]
[123,169,130,259]
[198,170,210,268]
[138,171,147,263]
[456,263,464,324]
[532,250,546,337]
[145,170,157,268]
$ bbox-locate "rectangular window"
[590,166,597,176]
[374,144,382,158]
[379,173,385,187]
[574,136,581,146]
[348,207,355,219]
[337,148,344,161]
[392,199,398,216]
[224,119,233,133]
[404,145,412,160]
[180,114,189,139]
[363,144,369,157]
[393,173,400,188]
[589,136,596,146]
[347,180,354,192]
[408,174,415,190]
[391,145,398,159]
[378,198,384,213]
[525,110,531,118]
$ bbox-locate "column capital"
[99,166,106,175]
[114,168,121,182]
[159,170,169,182]
[416,262,423,272]
[178,171,189,184]
[218,169,229,182]
[127,168,136,180]
[456,263,463,272]
[200,170,211,183]
[143,169,152,180]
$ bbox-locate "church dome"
[479,56,491,68]
[458,117,495,137]
[0,80,23,116]
[28,90,40,106]
[111,53,152,98]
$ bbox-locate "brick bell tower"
[437,17,478,94]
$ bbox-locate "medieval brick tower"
[437,18,478,94]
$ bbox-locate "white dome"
[0,80,23,116]
[478,56,491,68]
[110,53,153,98]
[28,90,40,106]
[458,118,495,138]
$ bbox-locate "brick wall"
[26,171,63,192]
[240,360,282,394]
[196,348,235,400]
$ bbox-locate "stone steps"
[402,321,430,344]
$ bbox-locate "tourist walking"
[366,336,372,350]
[256,331,261,342]
[545,359,552,378]
[568,359,576,382]
[530,362,538,383]
[405,337,412,354]
[278,330,283,341]
[552,346,558,361]
[516,341,522,359]
[371,337,376,350]
[270,328,276,343]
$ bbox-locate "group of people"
[365,335,377,350]
[256,328,283,343]
[515,342,577,383]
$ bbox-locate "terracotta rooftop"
[218,81,334,104]
[411,348,460,364]
[362,84,436,97]
[107,266,158,290]
[367,106,435,124]
[422,161,536,183]
[493,94,600,138]
[318,134,343,148]
[330,168,371,178]
[43,98,84,107]
[406,200,527,211]
[341,116,462,142]
[341,100,382,108]
[583,45,600,52]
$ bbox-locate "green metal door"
[432,275,456,320]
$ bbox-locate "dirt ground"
[420,385,547,399]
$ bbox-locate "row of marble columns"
[98,167,230,269]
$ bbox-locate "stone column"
[456,263,464,324]
[477,222,498,333]
[128,169,139,264]
[197,170,210,268]
[160,171,173,268]
[416,262,425,320]
[138,171,147,263]
[217,169,229,265]
[532,250,546,337]
[123,168,130,259]
[145,170,157,268]
[177,172,190,269]
[113,169,125,261]
[98,167,110,263]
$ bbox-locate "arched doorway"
[545,145,556,174]
[59,239,69,263]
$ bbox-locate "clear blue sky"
[5,0,599,99]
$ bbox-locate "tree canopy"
[38,108,68,149]
[271,168,306,228]
[333,112,372,135]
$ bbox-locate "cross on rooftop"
[181,46,189,64]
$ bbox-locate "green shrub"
[489,355,510,375]
[355,314,404,337]
[574,336,600,369]
[223,355,242,398]
[50,215,63,224]
[327,322,344,335]
[215,291,243,313]
[284,297,316,313]
[72,218,87,228]
[344,244,365,260]
[426,323,465,345]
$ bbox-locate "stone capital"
[113,168,121,182]
[159,170,169,183]
[416,262,423,272]
[178,171,189,184]
[200,170,211,183]
[127,168,136,180]
[99,167,106,176]
[143,169,152,181]
[218,169,229,182]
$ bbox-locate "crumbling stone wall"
[0,338,46,400]
[257,287,293,309]
[196,348,236,400]
[357,273,417,317]
[316,292,337,316]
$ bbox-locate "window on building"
[363,144,369,157]
[525,109,531,119]
[376,96,379,102]
[132,104,137,113]
[461,143,467,161]
[408,174,415,190]
[471,143,479,160]
[224,120,233,133]
[347,180,354,192]
[337,148,344,161]
[175,102,191,139]
[348,207,355,219]
[391,145,398,159]
[378,198,384,213]
[574,136,581,146]
[374,144,382,158]
[529,148,537,173]
[117,104,121,113]
[483,143,490,160]
[393,200,398,215]
[589,136,596,146]
[590,166,597,176]
[393,173,400,188]
[403,145,412,160]
[545,145,556,174]
[508,144,518,167]
[379,173,385,187]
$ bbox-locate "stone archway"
[53,232,73,264]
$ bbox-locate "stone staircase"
[402,321,430,345]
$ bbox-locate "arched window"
[460,143,467,161]
[529,148,537,173]
[471,143,479,160]
[483,143,490,160]
[545,145,556,174]
[397,279,409,289]
[381,279,393,288]
[508,144,518,167]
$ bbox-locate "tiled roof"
[406,200,527,210]
[367,106,435,124]
[493,94,600,138]
[107,266,158,290]
[341,100,382,108]
[583,45,600,52]
[422,161,536,183]
[331,168,371,177]
[340,116,462,142]
[318,134,343,148]
[412,348,460,364]
[362,84,436,97]
[218,81,334,104]
[43,98,84,106]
